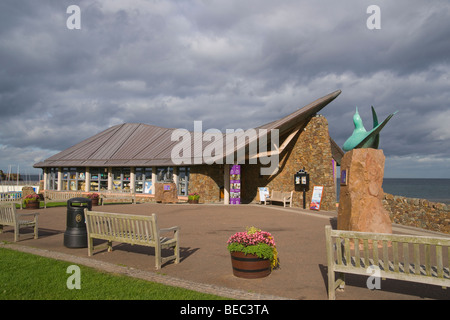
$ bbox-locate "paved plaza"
[1,202,449,300]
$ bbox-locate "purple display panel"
[230,165,241,205]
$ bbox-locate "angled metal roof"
[34,90,342,168]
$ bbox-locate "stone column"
[107,167,112,191]
[43,169,48,191]
[173,167,179,191]
[151,167,156,195]
[130,167,135,193]
[57,167,62,191]
[85,167,90,192]
[337,148,392,234]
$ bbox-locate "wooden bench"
[100,192,136,205]
[85,210,180,269]
[0,203,39,242]
[325,225,450,300]
[264,190,293,207]
[0,191,23,209]
[44,191,83,208]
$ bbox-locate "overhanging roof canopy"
[34,90,343,168]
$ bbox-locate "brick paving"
[1,202,449,300]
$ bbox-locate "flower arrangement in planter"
[23,194,40,209]
[86,193,99,206]
[227,226,279,278]
[188,192,200,204]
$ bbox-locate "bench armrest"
[160,226,180,233]
[16,212,40,217]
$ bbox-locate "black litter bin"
[64,197,92,248]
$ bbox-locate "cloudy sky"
[1,0,449,178]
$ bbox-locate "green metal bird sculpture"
[343,106,397,152]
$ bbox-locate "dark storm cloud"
[0,0,449,177]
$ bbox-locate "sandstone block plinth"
[337,149,392,234]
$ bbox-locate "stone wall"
[242,115,337,211]
[383,193,450,234]
[187,115,338,210]
[188,165,224,203]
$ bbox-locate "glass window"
[177,167,190,196]
[77,168,85,191]
[135,167,152,193]
[61,168,70,191]
[62,167,86,191]
[46,168,58,190]
[156,167,173,182]
[90,168,108,191]
[135,168,144,193]
[112,168,122,191]
[112,168,131,191]
[123,168,131,191]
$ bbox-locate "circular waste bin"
[64,197,92,248]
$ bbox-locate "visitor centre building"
[34,90,343,211]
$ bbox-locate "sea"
[337,178,450,204]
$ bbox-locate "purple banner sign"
[230,165,241,205]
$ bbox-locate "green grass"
[16,201,66,209]
[40,201,66,208]
[0,248,227,300]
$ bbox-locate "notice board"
[258,187,269,203]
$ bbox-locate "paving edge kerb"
[0,242,292,300]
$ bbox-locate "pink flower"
[227,228,276,248]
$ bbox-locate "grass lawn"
[17,201,65,209]
[0,247,227,300]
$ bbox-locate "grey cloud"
[1,0,449,177]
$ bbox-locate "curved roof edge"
[34,90,343,168]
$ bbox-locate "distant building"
[34,90,343,210]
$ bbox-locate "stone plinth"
[155,183,178,203]
[22,186,36,198]
[337,149,392,234]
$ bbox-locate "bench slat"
[437,245,443,279]
[425,244,431,276]
[393,241,399,273]
[355,239,360,268]
[414,243,420,275]
[403,242,409,274]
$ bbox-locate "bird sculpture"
[343,106,397,152]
